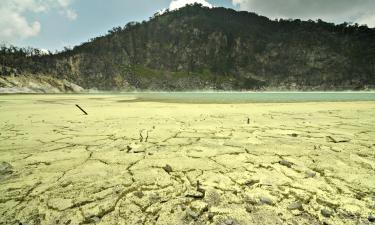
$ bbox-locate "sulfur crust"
[0,94,374,225]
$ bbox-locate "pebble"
[321,208,333,217]
[260,196,274,205]
[245,205,255,213]
[279,159,293,168]
[186,209,199,220]
[222,219,235,225]
[91,216,100,223]
[305,171,316,178]
[133,191,144,198]
[369,215,375,222]
[163,164,173,173]
[287,201,303,211]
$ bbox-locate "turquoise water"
[123,92,375,103]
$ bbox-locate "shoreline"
[1,92,375,104]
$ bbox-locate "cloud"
[357,13,375,27]
[58,0,78,21]
[0,9,41,42]
[232,0,375,27]
[0,0,77,43]
[169,0,212,11]
[57,0,72,8]
[63,9,78,21]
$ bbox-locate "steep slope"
[1,4,375,90]
[0,75,83,93]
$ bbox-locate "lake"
[117,91,375,103]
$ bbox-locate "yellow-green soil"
[0,95,374,225]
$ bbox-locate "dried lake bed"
[0,93,375,225]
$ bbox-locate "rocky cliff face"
[0,75,83,94]
[1,4,375,91]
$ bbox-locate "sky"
[1,0,374,51]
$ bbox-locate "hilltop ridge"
[1,4,375,91]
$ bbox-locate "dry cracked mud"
[0,95,375,225]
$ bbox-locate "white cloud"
[0,0,77,43]
[169,0,212,11]
[357,13,375,27]
[64,9,78,21]
[232,0,375,27]
[57,0,72,8]
[0,9,41,42]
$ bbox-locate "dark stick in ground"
[75,104,88,115]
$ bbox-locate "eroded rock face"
[0,162,13,176]
[0,95,374,225]
[0,75,84,93]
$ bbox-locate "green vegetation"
[1,4,375,90]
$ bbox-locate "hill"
[1,4,375,91]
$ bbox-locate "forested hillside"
[1,4,375,91]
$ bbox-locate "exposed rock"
[287,201,303,211]
[162,164,173,173]
[369,215,375,222]
[245,205,255,213]
[133,191,144,198]
[0,75,84,93]
[244,194,258,205]
[321,208,333,218]
[196,180,206,197]
[87,216,100,223]
[186,209,199,220]
[62,80,84,93]
[260,196,274,205]
[0,161,13,176]
[244,178,260,186]
[305,171,316,178]
[190,201,208,214]
[222,218,235,225]
[279,159,293,168]
[186,190,204,199]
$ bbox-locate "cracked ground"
[0,95,375,225]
